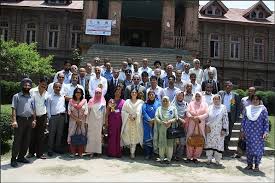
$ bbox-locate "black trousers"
[48,115,65,153]
[29,114,47,157]
[11,116,32,160]
[224,113,233,149]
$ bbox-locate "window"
[215,8,221,15]
[71,25,81,49]
[0,21,8,41]
[258,12,264,18]
[230,35,241,60]
[254,38,264,61]
[25,23,36,44]
[48,24,59,48]
[251,11,257,19]
[254,79,263,87]
[210,34,220,58]
[206,7,213,15]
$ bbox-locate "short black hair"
[154,60,161,66]
[64,60,71,65]
[39,76,49,84]
[72,87,84,101]
[168,75,175,81]
[150,75,157,81]
[141,71,149,77]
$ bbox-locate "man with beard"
[10,78,36,167]
[53,60,72,84]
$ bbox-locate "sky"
[199,1,274,11]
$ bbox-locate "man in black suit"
[106,68,123,102]
[78,67,91,100]
[202,71,220,94]
[124,74,146,100]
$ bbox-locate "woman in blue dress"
[142,90,160,160]
[241,94,269,172]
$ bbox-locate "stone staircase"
[229,122,275,155]
[82,44,193,68]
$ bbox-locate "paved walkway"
[1,155,275,182]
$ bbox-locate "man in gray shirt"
[46,82,66,156]
[10,78,36,167]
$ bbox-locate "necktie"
[114,79,117,86]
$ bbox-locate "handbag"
[71,124,87,146]
[187,122,205,147]
[167,120,186,139]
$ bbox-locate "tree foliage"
[0,40,55,77]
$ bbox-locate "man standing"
[89,66,108,98]
[189,59,203,85]
[48,73,66,96]
[123,69,133,89]
[201,70,220,94]
[181,63,191,83]
[174,70,186,91]
[203,59,217,81]
[106,68,123,102]
[140,71,151,89]
[126,57,134,71]
[91,57,101,73]
[138,58,152,77]
[53,60,72,84]
[146,76,164,100]
[190,73,202,94]
[218,81,240,152]
[85,62,95,79]
[118,61,128,80]
[202,83,214,106]
[175,55,185,71]
[101,62,113,81]
[78,68,90,100]
[163,75,180,102]
[153,60,165,77]
[124,74,146,100]
[10,78,36,167]
[133,62,140,76]
[64,73,85,101]
[184,83,193,104]
[163,64,175,88]
[47,82,66,156]
[27,77,49,160]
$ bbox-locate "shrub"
[0,113,12,145]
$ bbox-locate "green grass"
[266,116,275,149]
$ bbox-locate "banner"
[85,19,112,36]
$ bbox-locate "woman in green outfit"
[154,96,178,164]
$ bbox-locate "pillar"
[161,0,175,48]
[106,0,122,45]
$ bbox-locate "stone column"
[81,0,98,54]
[106,0,122,45]
[184,0,199,53]
[160,0,175,48]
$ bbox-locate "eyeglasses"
[133,79,140,81]
[95,92,101,94]
[58,77,65,79]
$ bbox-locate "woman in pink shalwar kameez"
[186,92,208,163]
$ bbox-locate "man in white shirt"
[184,83,193,104]
[181,63,191,83]
[48,73,66,96]
[138,58,152,77]
[152,60,165,78]
[174,70,186,91]
[190,73,202,94]
[71,65,78,74]
[175,55,185,71]
[203,59,217,81]
[126,57,134,72]
[163,75,180,102]
[202,83,214,106]
[89,66,108,98]
[53,60,72,84]
[189,59,203,85]
[91,57,102,73]
[146,76,164,100]
[64,73,85,102]
[118,61,128,80]
[27,77,49,159]
[133,62,140,76]
[163,64,176,88]
[85,62,95,79]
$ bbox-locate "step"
[231,129,240,138]
[229,137,240,146]
[228,146,275,156]
[233,123,241,130]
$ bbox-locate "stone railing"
[174,35,186,49]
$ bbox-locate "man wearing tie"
[106,69,123,102]
[124,74,146,100]
[78,68,90,100]
[201,71,220,94]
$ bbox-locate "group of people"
[10,56,270,172]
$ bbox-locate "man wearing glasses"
[124,74,146,100]
[47,73,66,96]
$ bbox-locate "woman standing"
[154,96,178,164]
[172,91,188,161]
[121,88,144,159]
[142,90,160,160]
[67,88,88,158]
[86,88,106,157]
[186,92,208,163]
[204,94,229,165]
[241,94,269,172]
[105,86,125,157]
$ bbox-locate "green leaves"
[0,40,55,77]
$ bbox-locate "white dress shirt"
[30,87,48,116]
[191,82,202,94]
[64,83,85,98]
[89,76,108,98]
[189,68,203,85]
[47,82,66,96]
[181,71,190,83]
[203,66,218,81]
[146,86,164,100]
[138,66,153,77]
[53,70,72,84]
[46,93,66,119]
[203,93,213,106]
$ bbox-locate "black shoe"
[10,160,18,167]
[184,158,192,163]
[193,159,199,164]
[17,157,30,163]
[37,154,47,159]
[174,157,180,161]
[47,152,53,157]
[165,160,171,164]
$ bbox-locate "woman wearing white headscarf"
[241,94,269,172]
[154,96,178,164]
[204,94,229,165]
[171,91,188,161]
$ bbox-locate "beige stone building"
[0,0,274,90]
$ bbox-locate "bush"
[0,81,21,104]
[0,112,12,145]
[234,89,246,99]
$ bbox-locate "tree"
[0,40,55,78]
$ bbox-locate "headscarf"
[147,90,156,104]
[209,94,223,118]
[21,78,32,88]
[192,92,204,106]
[88,88,106,107]
[69,98,86,110]
[246,104,265,121]
[161,96,170,110]
[172,90,187,118]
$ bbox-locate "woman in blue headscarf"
[142,90,160,160]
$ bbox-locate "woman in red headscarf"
[86,88,106,158]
